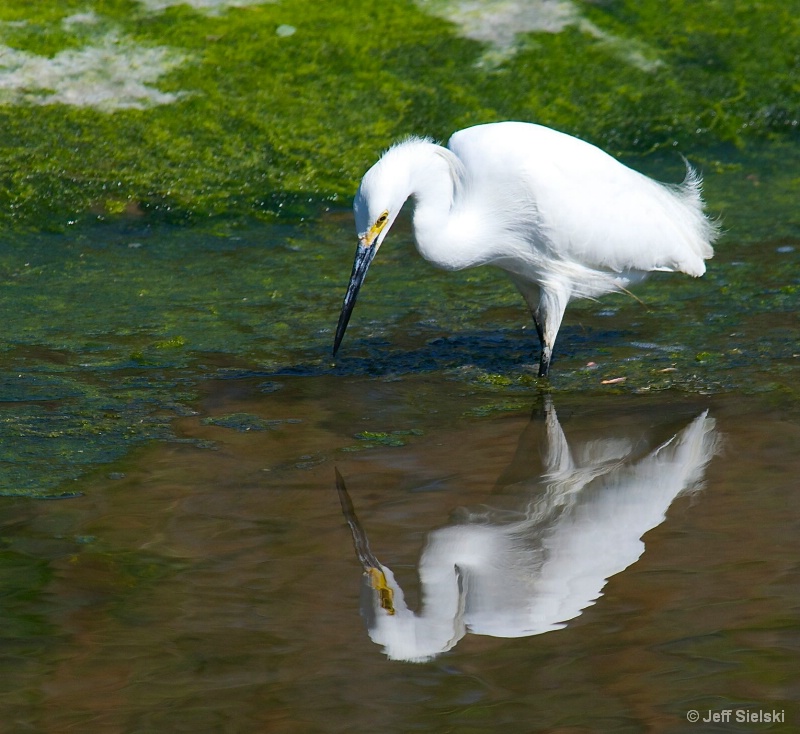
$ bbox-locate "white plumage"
[334,121,718,376]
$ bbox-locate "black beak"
[333,240,378,356]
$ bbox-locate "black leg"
[538,349,551,378]
[532,312,544,346]
[533,313,550,378]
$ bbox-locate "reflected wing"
[528,411,717,627]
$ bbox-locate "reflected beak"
[335,468,382,570]
[333,239,378,356]
[335,468,395,615]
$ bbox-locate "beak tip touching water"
[331,331,344,357]
[332,292,354,357]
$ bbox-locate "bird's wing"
[448,123,715,277]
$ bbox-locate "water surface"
[1,379,797,732]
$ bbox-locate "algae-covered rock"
[0,0,796,227]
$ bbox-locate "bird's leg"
[530,310,551,377]
[508,276,549,375]
[508,276,570,377]
[536,286,570,379]
[538,343,552,378]
[532,311,545,348]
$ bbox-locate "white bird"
[333,122,718,376]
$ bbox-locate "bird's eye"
[376,212,388,225]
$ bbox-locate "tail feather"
[675,162,720,266]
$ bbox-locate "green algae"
[0,1,797,227]
[349,428,424,449]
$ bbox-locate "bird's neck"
[406,144,491,271]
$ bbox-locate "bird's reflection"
[336,399,718,663]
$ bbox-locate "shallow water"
[1,377,798,732]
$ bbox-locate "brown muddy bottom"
[0,375,798,732]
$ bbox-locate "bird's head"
[332,152,408,356]
[353,158,406,248]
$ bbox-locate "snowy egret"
[333,122,718,376]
